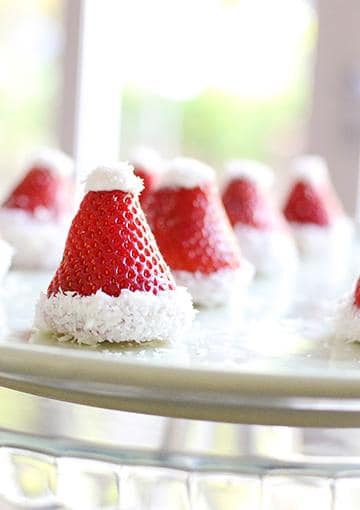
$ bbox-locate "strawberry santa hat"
[222,159,297,275]
[0,147,74,269]
[34,162,194,344]
[146,157,254,307]
[283,155,353,260]
[129,147,163,207]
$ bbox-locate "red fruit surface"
[3,166,72,219]
[48,190,175,297]
[222,178,281,230]
[283,181,340,226]
[134,167,158,206]
[146,183,241,274]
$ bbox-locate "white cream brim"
[34,287,194,345]
[290,216,354,261]
[0,209,70,270]
[233,225,298,275]
[173,263,254,307]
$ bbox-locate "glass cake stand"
[1,267,360,509]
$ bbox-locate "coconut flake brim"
[334,295,360,343]
[234,225,298,275]
[0,239,13,281]
[34,287,194,345]
[290,216,354,261]
[0,209,70,270]
[173,263,254,307]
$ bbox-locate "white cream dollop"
[84,162,144,195]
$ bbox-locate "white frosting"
[173,263,254,307]
[291,155,328,186]
[84,162,144,194]
[0,239,13,281]
[27,147,74,177]
[223,159,274,189]
[233,225,298,275]
[129,147,164,174]
[34,286,194,345]
[160,158,216,189]
[334,295,360,343]
[290,216,354,261]
[0,209,70,270]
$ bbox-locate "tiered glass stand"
[1,269,360,508]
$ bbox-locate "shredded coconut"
[290,216,354,261]
[233,225,298,275]
[291,155,328,186]
[334,294,360,343]
[173,263,254,307]
[0,209,70,270]
[129,147,164,174]
[223,160,274,189]
[160,157,216,189]
[34,286,194,345]
[85,162,144,194]
[27,147,74,177]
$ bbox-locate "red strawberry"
[284,156,344,226]
[146,177,241,275]
[36,163,194,344]
[284,181,334,226]
[223,178,280,230]
[3,167,72,219]
[133,166,158,205]
[3,149,74,220]
[48,184,175,298]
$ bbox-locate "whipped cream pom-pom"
[0,238,13,281]
[0,209,70,270]
[85,162,144,195]
[160,157,216,189]
[34,287,195,345]
[129,147,164,173]
[28,147,74,177]
[173,262,254,307]
[233,225,298,275]
[223,160,274,189]
[291,155,329,186]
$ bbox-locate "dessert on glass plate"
[222,159,297,276]
[146,157,254,307]
[34,162,194,345]
[283,155,353,264]
[0,147,74,269]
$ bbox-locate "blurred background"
[1,0,359,213]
